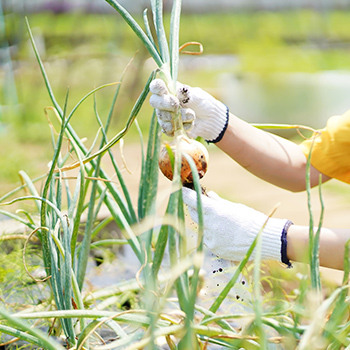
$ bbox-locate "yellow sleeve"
[299,110,350,184]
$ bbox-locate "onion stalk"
[157,66,209,184]
[104,0,209,185]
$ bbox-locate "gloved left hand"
[182,187,292,265]
[149,79,229,143]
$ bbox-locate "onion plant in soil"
[1,1,350,349]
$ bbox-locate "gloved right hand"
[182,187,293,266]
[149,79,229,143]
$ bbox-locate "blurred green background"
[1,2,350,190]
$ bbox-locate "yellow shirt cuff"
[299,110,350,184]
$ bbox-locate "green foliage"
[0,244,46,305]
[178,10,350,72]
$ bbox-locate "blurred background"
[1,0,350,192]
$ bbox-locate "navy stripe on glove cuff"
[281,220,294,268]
[207,106,230,144]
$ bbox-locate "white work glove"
[149,79,229,143]
[182,187,293,266]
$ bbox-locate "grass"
[7,10,350,61]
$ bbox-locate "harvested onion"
[158,136,209,184]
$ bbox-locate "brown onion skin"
[158,138,209,184]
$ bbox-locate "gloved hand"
[149,79,229,143]
[182,187,293,266]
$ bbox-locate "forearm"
[287,225,350,270]
[216,113,331,192]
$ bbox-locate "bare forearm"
[216,114,330,192]
[287,225,350,270]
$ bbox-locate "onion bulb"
[158,137,209,184]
